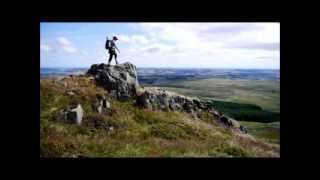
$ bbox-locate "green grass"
[40,76,279,157]
[239,121,280,144]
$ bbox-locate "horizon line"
[41,66,280,70]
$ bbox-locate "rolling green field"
[206,100,280,123]
[156,78,280,113]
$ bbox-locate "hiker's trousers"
[108,50,118,65]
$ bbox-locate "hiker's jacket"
[110,40,117,53]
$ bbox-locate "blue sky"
[40,23,280,69]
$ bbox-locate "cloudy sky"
[40,23,280,69]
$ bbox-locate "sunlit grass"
[40,76,280,157]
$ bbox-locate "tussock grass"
[40,76,279,157]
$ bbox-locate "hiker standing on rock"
[106,36,120,65]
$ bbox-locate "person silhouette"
[106,36,120,65]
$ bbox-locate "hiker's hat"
[113,36,118,40]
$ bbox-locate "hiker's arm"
[115,45,120,53]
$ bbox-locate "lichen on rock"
[87,62,139,100]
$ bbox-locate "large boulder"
[136,87,209,113]
[87,62,139,100]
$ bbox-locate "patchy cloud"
[130,23,280,68]
[41,23,280,69]
[120,35,149,45]
[198,23,263,35]
[227,42,280,51]
[256,56,274,59]
[41,37,78,54]
[56,37,78,53]
[146,47,160,53]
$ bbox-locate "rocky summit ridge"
[86,62,247,133]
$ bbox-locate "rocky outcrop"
[86,62,247,133]
[87,62,139,100]
[136,87,210,113]
[137,87,247,133]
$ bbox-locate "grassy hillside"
[40,76,279,157]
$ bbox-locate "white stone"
[70,104,83,125]
[106,101,111,109]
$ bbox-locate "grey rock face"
[105,101,111,109]
[240,125,248,134]
[95,100,103,114]
[209,109,221,119]
[101,96,111,109]
[217,114,248,133]
[65,104,84,125]
[137,87,247,133]
[87,62,139,100]
[219,115,233,127]
[136,88,210,113]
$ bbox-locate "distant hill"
[40,67,280,81]
[138,68,280,85]
[40,68,87,78]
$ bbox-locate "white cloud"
[41,37,78,55]
[123,23,280,68]
[56,37,78,53]
[119,35,149,45]
[41,23,279,68]
[138,23,279,48]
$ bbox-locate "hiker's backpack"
[105,39,111,50]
